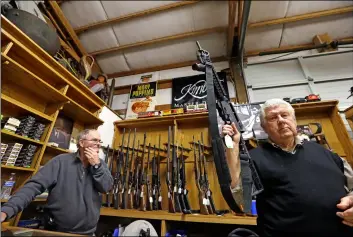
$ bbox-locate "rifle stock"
[197,140,209,215]
[167,126,175,213]
[146,143,153,211]
[157,135,162,210]
[139,132,147,211]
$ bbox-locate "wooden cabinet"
[344,105,353,134]
[1,16,104,225]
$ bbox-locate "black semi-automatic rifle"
[196,139,209,215]
[172,128,182,213]
[121,129,133,209]
[152,145,158,210]
[180,145,192,214]
[146,143,153,211]
[139,133,147,211]
[192,41,264,213]
[166,126,175,213]
[128,139,138,209]
[156,135,162,210]
[201,133,219,215]
[114,128,126,209]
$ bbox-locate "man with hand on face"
[222,98,353,237]
[1,129,113,235]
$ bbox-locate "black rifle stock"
[106,148,115,207]
[128,137,138,209]
[197,140,209,215]
[139,133,147,211]
[157,135,162,210]
[167,126,175,213]
[152,145,158,210]
[121,129,133,209]
[146,143,153,211]
[180,145,192,214]
[192,41,264,214]
[114,128,126,209]
[172,128,182,213]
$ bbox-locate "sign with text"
[125,82,158,120]
[171,72,229,109]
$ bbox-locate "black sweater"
[250,141,353,237]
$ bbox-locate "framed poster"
[125,82,158,120]
[48,114,74,149]
[171,72,229,109]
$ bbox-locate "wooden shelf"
[45,145,71,155]
[1,130,45,145]
[1,94,54,122]
[100,208,256,225]
[61,99,104,126]
[1,16,105,111]
[1,54,68,104]
[1,165,35,172]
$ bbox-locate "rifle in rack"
[166,126,175,213]
[152,145,158,210]
[157,135,162,210]
[197,140,209,215]
[121,129,133,209]
[146,143,153,211]
[132,140,140,209]
[113,128,125,209]
[192,41,264,213]
[172,128,182,213]
[139,132,147,211]
[180,145,192,214]
[102,145,110,206]
[201,133,219,215]
[106,148,115,207]
[128,138,138,209]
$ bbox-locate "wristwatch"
[93,163,101,169]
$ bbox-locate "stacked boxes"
[1,117,21,133]
[16,116,36,137]
[28,122,45,141]
[1,143,23,166]
[1,143,8,159]
[15,144,38,168]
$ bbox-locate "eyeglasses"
[82,139,103,144]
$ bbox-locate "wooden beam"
[107,56,227,79]
[237,1,244,37]
[90,26,227,56]
[227,0,237,56]
[46,1,87,56]
[248,6,353,28]
[230,61,248,103]
[245,36,353,57]
[74,1,200,34]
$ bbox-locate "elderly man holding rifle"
[223,98,353,237]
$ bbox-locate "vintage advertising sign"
[171,72,229,109]
[125,82,158,120]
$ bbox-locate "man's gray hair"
[77,129,96,148]
[259,98,295,126]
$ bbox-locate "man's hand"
[1,212,7,222]
[222,122,241,146]
[337,195,353,227]
[84,147,100,166]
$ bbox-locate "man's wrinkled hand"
[221,122,241,145]
[1,212,7,222]
[84,147,100,166]
[337,195,353,227]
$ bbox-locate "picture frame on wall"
[48,113,74,149]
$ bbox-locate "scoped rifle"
[121,129,133,209]
[192,41,264,213]
[166,126,175,213]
